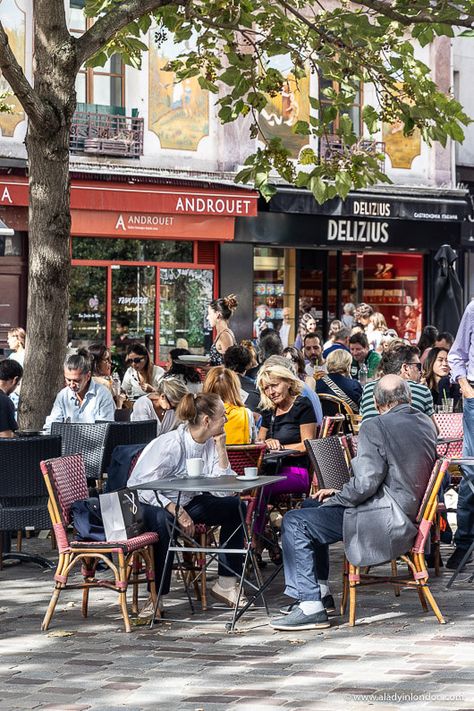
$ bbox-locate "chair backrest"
[226,443,266,476]
[40,454,88,527]
[50,422,110,480]
[114,408,131,422]
[101,420,157,472]
[434,413,463,458]
[318,393,355,418]
[318,414,345,438]
[0,435,62,507]
[412,457,451,553]
[305,436,351,489]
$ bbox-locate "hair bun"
[223,294,238,311]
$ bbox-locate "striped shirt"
[359,379,434,421]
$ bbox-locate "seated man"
[349,332,381,380]
[0,359,23,437]
[271,374,437,631]
[44,352,115,431]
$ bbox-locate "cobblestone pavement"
[1,538,474,711]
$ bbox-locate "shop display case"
[253,248,287,335]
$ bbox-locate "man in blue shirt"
[44,352,115,432]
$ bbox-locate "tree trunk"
[18,2,78,429]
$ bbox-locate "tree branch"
[351,0,474,29]
[76,0,185,66]
[0,21,52,126]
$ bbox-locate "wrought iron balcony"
[319,135,386,172]
[70,109,144,158]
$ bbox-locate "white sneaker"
[137,596,162,620]
[210,581,248,608]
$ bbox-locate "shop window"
[72,237,193,263]
[160,268,213,361]
[69,266,106,345]
[253,247,286,336]
[0,232,22,257]
[111,265,156,357]
[70,0,124,107]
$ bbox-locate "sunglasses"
[126,356,145,365]
[407,362,422,371]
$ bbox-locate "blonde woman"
[7,327,26,367]
[203,366,256,444]
[367,312,388,352]
[254,363,317,562]
[132,377,188,436]
[316,349,362,413]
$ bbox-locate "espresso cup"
[243,467,258,480]
[186,457,204,478]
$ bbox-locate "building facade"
[0,0,471,357]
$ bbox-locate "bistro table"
[128,473,286,631]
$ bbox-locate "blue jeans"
[281,499,345,601]
[454,397,474,550]
[142,494,246,595]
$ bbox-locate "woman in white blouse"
[131,378,188,436]
[128,392,246,616]
[121,343,164,400]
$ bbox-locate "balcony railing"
[319,135,386,173]
[70,110,144,158]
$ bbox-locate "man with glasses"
[359,343,435,423]
[44,352,115,432]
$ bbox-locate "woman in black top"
[423,347,461,411]
[254,362,317,563]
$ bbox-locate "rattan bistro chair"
[40,454,158,633]
[51,422,110,485]
[305,436,351,491]
[0,435,61,569]
[342,458,450,626]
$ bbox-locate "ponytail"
[176,392,221,425]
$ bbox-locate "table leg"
[446,470,474,589]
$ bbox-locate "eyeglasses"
[407,362,422,371]
[126,357,145,365]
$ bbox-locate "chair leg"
[131,553,140,616]
[42,552,69,631]
[420,583,446,624]
[16,530,22,552]
[340,558,349,615]
[82,587,90,618]
[117,551,131,633]
[348,564,358,626]
[200,530,208,611]
[391,559,400,597]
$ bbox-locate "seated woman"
[128,393,246,613]
[131,377,188,436]
[316,349,363,414]
[203,366,256,444]
[88,343,124,408]
[423,347,462,411]
[254,363,317,563]
[283,346,316,391]
[121,343,164,400]
[164,347,202,394]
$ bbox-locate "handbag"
[99,488,144,541]
[70,497,105,542]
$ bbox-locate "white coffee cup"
[243,467,258,480]
[186,457,204,478]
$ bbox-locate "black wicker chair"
[50,422,111,484]
[100,420,157,473]
[305,436,351,490]
[0,435,61,569]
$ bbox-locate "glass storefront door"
[69,265,107,345]
[111,265,156,357]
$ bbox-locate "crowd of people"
[2,295,473,631]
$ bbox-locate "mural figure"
[0,0,26,137]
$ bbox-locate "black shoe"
[279,594,336,616]
[425,553,443,569]
[446,548,473,571]
[271,606,330,631]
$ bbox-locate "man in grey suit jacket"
[271,374,437,631]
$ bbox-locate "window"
[72,237,193,263]
[318,77,363,138]
[70,1,124,107]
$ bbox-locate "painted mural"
[0,0,26,137]
[148,31,209,151]
[259,56,310,158]
[382,83,421,169]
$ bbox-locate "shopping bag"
[99,488,144,541]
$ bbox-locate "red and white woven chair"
[40,454,158,633]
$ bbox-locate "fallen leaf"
[47,630,75,638]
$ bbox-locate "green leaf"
[309,176,327,204]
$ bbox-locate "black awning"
[266,188,469,223]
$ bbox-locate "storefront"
[228,187,469,343]
[0,199,28,352]
[0,173,258,360]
